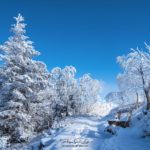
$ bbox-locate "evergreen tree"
[0,14,53,142]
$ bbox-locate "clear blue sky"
[0,0,150,92]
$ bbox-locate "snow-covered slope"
[102,107,150,150]
[8,111,150,150]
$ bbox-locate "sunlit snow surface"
[33,116,110,150]
[10,114,150,150]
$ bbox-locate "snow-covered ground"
[42,116,111,150]
[9,113,150,150]
[101,127,150,150]
[23,115,111,150]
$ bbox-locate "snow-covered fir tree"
[0,14,53,142]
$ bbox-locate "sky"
[0,0,150,94]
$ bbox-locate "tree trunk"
[136,92,139,108]
[144,90,150,110]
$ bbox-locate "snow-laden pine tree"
[0,14,53,142]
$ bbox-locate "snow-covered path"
[22,115,150,150]
[40,116,111,150]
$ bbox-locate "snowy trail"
[24,115,150,150]
[41,116,111,150]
